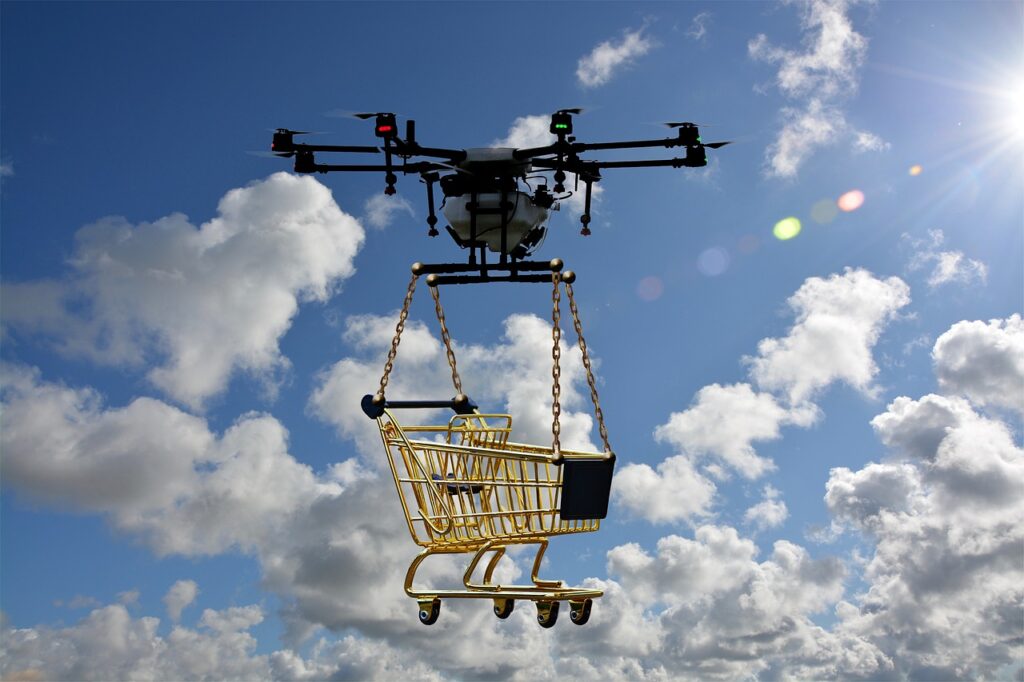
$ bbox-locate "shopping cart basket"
[362,261,615,627]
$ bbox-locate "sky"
[1,1,1022,680]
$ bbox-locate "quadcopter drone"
[270,110,730,284]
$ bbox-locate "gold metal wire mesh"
[378,411,603,549]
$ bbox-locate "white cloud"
[763,100,846,179]
[362,192,414,230]
[1,173,364,409]
[744,485,789,530]
[117,590,141,606]
[163,580,199,623]
[309,311,599,461]
[576,28,653,88]
[906,229,988,289]
[612,455,717,524]
[749,0,883,177]
[852,129,890,153]
[746,268,911,403]
[654,383,818,480]
[932,315,1024,414]
[687,12,712,41]
[0,160,13,177]
[827,393,1024,678]
[0,363,329,556]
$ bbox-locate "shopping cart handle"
[361,394,478,419]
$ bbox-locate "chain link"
[551,273,562,459]
[429,284,464,396]
[376,273,419,400]
[566,282,611,454]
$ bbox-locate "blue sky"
[2,1,1022,679]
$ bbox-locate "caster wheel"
[536,600,560,628]
[418,598,440,625]
[569,598,593,625]
[493,598,515,619]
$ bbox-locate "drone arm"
[572,137,683,153]
[299,161,449,173]
[391,139,468,162]
[513,136,682,161]
[297,143,381,154]
[592,158,691,169]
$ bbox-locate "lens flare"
[697,247,730,277]
[773,217,802,241]
[738,234,760,254]
[636,276,664,301]
[837,190,865,212]
[811,198,839,224]
[909,165,923,176]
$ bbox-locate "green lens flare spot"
[773,217,802,241]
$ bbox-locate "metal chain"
[551,273,562,459]
[565,282,611,454]
[376,273,419,400]
[429,284,464,396]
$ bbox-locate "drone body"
[271,111,730,281]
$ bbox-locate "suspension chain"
[376,272,420,401]
[565,282,611,454]
[429,283,464,396]
[551,273,563,460]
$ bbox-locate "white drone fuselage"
[441,148,554,254]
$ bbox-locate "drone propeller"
[556,108,585,115]
[703,141,732,149]
[664,121,708,129]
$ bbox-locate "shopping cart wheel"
[569,598,593,625]
[536,600,559,628]
[418,598,441,625]
[493,598,514,619]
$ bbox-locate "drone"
[270,110,730,284]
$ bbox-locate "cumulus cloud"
[576,28,653,88]
[623,269,908,523]
[744,485,789,530]
[612,455,717,524]
[827,392,1024,678]
[747,268,911,403]
[749,0,883,177]
[655,383,818,480]
[0,363,329,556]
[362,192,415,230]
[932,315,1024,414]
[1,173,364,409]
[309,311,598,460]
[906,229,988,289]
[492,114,604,218]
[163,580,199,623]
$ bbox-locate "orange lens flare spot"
[837,190,865,212]
[909,165,923,176]
[773,217,802,241]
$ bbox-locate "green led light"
[555,123,569,129]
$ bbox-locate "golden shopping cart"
[361,261,615,627]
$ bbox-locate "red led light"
[377,125,394,133]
